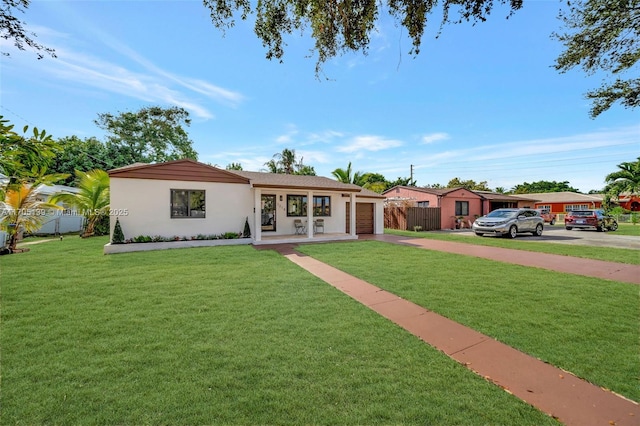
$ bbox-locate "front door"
[261,195,276,232]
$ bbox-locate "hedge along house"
[107,159,384,252]
[383,186,537,229]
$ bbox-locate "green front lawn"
[614,222,640,236]
[1,237,556,424]
[298,241,640,403]
[385,229,640,265]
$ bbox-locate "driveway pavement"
[435,226,640,250]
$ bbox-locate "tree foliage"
[0,115,62,192]
[50,169,110,238]
[1,0,55,59]
[386,176,416,188]
[225,162,243,170]
[202,0,523,74]
[264,148,316,175]
[603,157,640,208]
[332,162,386,192]
[554,0,640,117]
[95,106,198,165]
[446,177,491,191]
[511,180,581,194]
[49,136,110,185]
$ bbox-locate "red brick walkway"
[257,238,640,425]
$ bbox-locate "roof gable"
[108,159,250,184]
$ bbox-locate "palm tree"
[332,162,353,183]
[604,157,640,209]
[0,183,63,251]
[50,169,110,237]
[263,159,281,173]
[270,148,297,174]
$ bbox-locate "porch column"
[254,188,262,242]
[349,193,356,236]
[307,190,314,238]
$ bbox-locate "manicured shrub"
[243,217,251,238]
[111,217,125,244]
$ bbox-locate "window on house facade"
[417,201,430,207]
[287,195,307,217]
[538,204,551,213]
[565,204,589,212]
[287,195,332,217]
[455,201,469,216]
[171,189,205,218]
[313,196,331,216]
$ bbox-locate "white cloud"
[422,132,450,144]
[337,135,404,153]
[2,25,244,120]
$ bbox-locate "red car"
[536,209,557,225]
[565,210,618,232]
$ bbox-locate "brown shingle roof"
[524,192,603,203]
[228,170,363,193]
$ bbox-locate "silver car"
[472,208,544,238]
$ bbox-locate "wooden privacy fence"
[384,207,441,231]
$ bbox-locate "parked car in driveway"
[535,209,557,225]
[565,210,618,232]
[472,208,544,238]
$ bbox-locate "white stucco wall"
[110,178,254,240]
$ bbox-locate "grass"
[614,222,640,236]
[385,228,640,265]
[1,237,557,424]
[297,241,640,403]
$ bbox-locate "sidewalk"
[256,239,640,426]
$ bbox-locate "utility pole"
[410,164,414,186]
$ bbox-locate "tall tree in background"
[273,148,297,174]
[0,0,55,59]
[331,162,354,184]
[512,180,581,194]
[225,162,243,170]
[202,0,523,74]
[49,136,110,185]
[332,163,386,192]
[387,176,416,189]
[265,148,316,175]
[554,0,639,117]
[95,106,198,165]
[446,178,491,191]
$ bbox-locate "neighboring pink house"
[383,186,537,229]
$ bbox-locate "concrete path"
[256,239,640,426]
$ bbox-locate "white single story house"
[107,159,384,250]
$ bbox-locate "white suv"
[472,208,544,238]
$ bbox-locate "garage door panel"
[346,202,374,234]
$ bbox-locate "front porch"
[252,232,357,246]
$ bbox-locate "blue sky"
[1,0,638,192]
